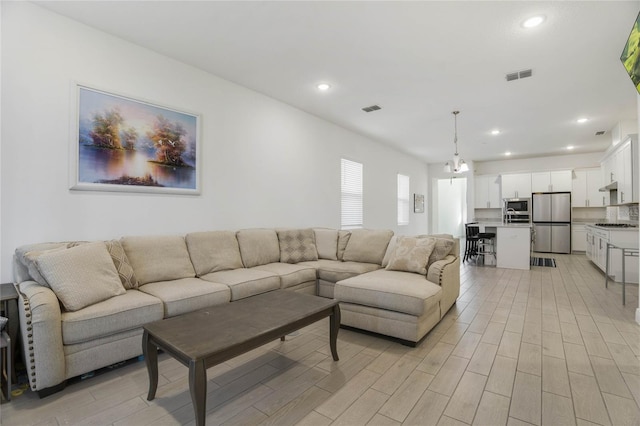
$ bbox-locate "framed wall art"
[414,193,425,213]
[70,84,201,194]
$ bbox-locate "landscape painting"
[72,85,200,194]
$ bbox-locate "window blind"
[397,174,410,226]
[341,159,363,229]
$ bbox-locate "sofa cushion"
[337,231,351,260]
[386,236,437,275]
[314,228,338,260]
[185,231,244,275]
[236,229,280,268]
[200,268,280,301]
[428,237,455,268]
[299,259,380,283]
[342,229,394,265]
[253,263,317,289]
[104,240,140,290]
[35,242,126,312]
[138,277,230,318]
[277,228,318,263]
[121,236,195,285]
[61,289,163,345]
[334,269,442,316]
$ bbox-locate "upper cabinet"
[501,173,531,199]
[531,170,572,193]
[475,175,501,208]
[600,135,638,204]
[573,168,607,207]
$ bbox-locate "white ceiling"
[36,1,640,164]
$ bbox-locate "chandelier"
[443,110,468,173]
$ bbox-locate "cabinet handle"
[621,191,624,203]
[611,172,614,183]
[602,196,605,206]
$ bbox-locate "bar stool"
[464,223,480,262]
[477,231,496,265]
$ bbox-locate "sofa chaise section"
[334,235,460,345]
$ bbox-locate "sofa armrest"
[17,281,65,391]
[427,255,460,317]
[427,254,457,284]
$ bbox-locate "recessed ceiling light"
[317,83,331,91]
[491,129,501,135]
[567,145,575,150]
[577,117,588,123]
[505,152,512,156]
[522,15,545,28]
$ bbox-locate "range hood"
[599,181,618,192]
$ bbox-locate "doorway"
[434,177,467,238]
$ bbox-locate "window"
[341,158,363,229]
[397,174,410,225]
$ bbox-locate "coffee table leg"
[189,359,207,426]
[330,304,340,361]
[143,330,158,401]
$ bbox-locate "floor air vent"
[362,105,381,112]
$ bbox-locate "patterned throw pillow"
[104,240,139,289]
[427,238,455,268]
[386,236,437,275]
[277,229,318,264]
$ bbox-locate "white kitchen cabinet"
[572,224,587,252]
[572,168,607,207]
[586,225,639,283]
[600,135,638,204]
[618,140,633,204]
[474,175,501,208]
[602,154,616,186]
[531,170,572,193]
[501,173,531,199]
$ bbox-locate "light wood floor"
[1,253,639,426]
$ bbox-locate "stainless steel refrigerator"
[532,192,571,254]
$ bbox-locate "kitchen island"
[477,222,532,270]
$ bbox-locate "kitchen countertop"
[476,221,533,228]
[586,224,639,232]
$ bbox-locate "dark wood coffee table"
[142,290,340,426]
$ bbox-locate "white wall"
[0,2,429,281]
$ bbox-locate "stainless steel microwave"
[504,198,531,222]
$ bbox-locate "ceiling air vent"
[362,105,381,113]
[595,131,606,136]
[506,69,533,81]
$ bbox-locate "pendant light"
[443,110,469,173]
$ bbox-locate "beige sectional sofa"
[12,228,459,397]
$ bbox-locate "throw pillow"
[313,228,338,260]
[427,237,455,268]
[104,240,140,289]
[386,236,437,275]
[23,246,67,287]
[337,231,351,260]
[277,229,318,264]
[35,241,126,312]
[381,236,398,268]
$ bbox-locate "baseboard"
[636,308,640,325]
